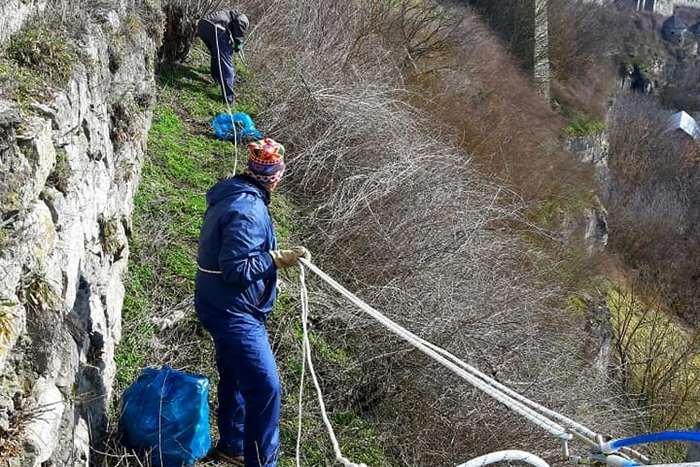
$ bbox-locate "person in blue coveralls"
[197,9,249,104]
[195,138,310,466]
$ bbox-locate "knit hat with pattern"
[246,138,285,189]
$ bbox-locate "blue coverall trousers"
[197,20,236,104]
[201,312,281,467]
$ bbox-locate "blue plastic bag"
[119,366,211,467]
[211,111,263,142]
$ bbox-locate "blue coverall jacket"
[195,175,280,467]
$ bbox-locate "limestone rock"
[0,0,48,44]
[22,379,65,466]
[585,201,609,252]
[566,132,610,192]
[0,4,159,464]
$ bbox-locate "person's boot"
[207,448,244,466]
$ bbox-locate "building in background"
[614,0,700,16]
[668,110,700,139]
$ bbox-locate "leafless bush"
[241,0,634,464]
[159,0,228,63]
[660,60,700,112]
[548,0,626,80]
[607,94,700,324]
[610,285,700,432]
[381,0,466,67]
[402,7,595,210]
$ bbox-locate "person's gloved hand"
[270,246,311,269]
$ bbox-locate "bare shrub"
[159,0,227,63]
[402,7,596,212]
[660,60,700,112]
[547,0,627,80]
[607,94,700,324]
[241,0,634,464]
[380,0,466,67]
[610,285,700,433]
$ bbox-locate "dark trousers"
[198,309,281,467]
[197,20,236,104]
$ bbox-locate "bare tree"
[159,0,227,63]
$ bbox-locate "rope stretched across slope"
[297,260,586,439]
[295,259,699,467]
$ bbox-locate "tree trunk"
[159,3,198,64]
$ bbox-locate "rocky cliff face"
[0,4,160,465]
[566,133,610,252]
[0,0,47,44]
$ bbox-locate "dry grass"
[405,13,596,211]
[608,282,700,464]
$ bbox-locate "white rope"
[295,266,307,467]
[457,449,550,467]
[295,345,306,467]
[297,259,651,465]
[297,265,367,467]
[414,334,599,449]
[298,259,572,441]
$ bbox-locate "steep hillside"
[2,0,696,466]
[108,0,639,465]
[467,0,700,449]
[216,0,634,464]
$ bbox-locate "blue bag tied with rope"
[119,366,211,467]
[212,111,263,142]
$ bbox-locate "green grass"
[564,113,605,137]
[0,25,77,110]
[115,44,388,465]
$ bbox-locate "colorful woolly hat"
[246,138,286,189]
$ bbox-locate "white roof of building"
[668,111,700,139]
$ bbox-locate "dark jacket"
[195,175,277,325]
[202,10,247,46]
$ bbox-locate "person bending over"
[197,9,249,104]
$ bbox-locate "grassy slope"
[114,46,387,466]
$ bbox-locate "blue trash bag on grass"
[119,366,211,467]
[211,111,263,142]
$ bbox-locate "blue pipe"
[603,431,700,452]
